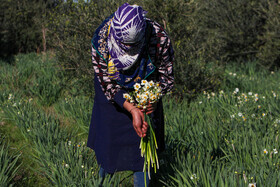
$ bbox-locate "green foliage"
[0,135,21,186]
[0,53,64,106]
[54,96,93,135]
[222,61,277,93]
[160,68,280,186]
[0,0,57,57]
[1,0,280,98]
[141,0,199,61]
[0,53,121,186]
[0,95,117,186]
[174,59,223,99]
[47,0,223,98]
[47,0,131,95]
[257,1,280,70]
[2,18,280,187]
[192,0,267,62]
[142,0,221,98]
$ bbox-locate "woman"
[87,3,174,186]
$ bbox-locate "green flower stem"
[140,113,160,187]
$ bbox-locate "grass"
[0,135,21,186]
[0,53,280,186]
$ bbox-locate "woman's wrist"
[123,100,138,114]
[129,107,137,113]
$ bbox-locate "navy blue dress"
[87,75,165,174]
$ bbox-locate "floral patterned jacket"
[91,15,174,104]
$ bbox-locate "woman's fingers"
[131,108,154,137]
[131,109,143,137]
[139,110,149,137]
[140,102,157,114]
[132,109,149,137]
[142,121,148,131]
[139,111,147,137]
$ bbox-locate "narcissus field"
[1,53,280,186]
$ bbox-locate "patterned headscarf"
[108,3,147,71]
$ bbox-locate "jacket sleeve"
[91,45,127,108]
[157,33,175,96]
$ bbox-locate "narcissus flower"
[134,83,141,91]
[123,93,131,100]
[148,81,154,87]
[190,173,197,180]
[8,94,13,100]
[141,80,148,85]
[248,183,256,187]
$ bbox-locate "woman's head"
[108,3,147,70]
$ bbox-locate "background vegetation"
[1,0,279,98]
[1,53,280,186]
[0,0,280,186]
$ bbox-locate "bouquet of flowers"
[123,80,162,186]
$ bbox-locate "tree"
[0,0,61,57]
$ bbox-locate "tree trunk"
[42,26,47,53]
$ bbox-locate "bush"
[257,1,280,70]
[0,0,56,57]
[47,0,129,95]
[48,0,223,98]
[192,0,267,62]
[142,0,224,98]
[47,0,280,99]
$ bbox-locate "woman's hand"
[123,100,148,137]
[140,102,157,115]
[130,108,148,137]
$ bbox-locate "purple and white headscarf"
[108,3,147,71]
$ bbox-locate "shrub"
[48,0,223,98]
[47,0,279,98]
[47,0,129,95]
[142,0,224,98]
[194,0,268,62]
[0,0,57,57]
[257,1,280,70]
